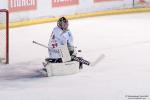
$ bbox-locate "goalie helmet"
[57,17,68,31]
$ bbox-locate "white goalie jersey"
[48,26,73,59]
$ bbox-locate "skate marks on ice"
[0,60,45,81]
[0,54,106,80]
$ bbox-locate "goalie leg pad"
[45,61,80,76]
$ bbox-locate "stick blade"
[90,54,105,67]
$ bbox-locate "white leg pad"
[45,61,80,76]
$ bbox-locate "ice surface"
[0,12,150,100]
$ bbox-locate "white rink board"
[1,0,149,22]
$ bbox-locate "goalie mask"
[57,17,69,31]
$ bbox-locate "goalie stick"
[33,40,105,67]
[33,41,49,49]
[72,54,105,67]
[33,40,81,53]
[90,54,105,67]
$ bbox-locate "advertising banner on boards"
[8,0,37,12]
[94,0,123,3]
[52,0,79,8]
[133,0,150,7]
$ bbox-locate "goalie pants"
[45,58,62,63]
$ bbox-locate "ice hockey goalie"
[42,44,90,77]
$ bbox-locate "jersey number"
[52,43,57,48]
